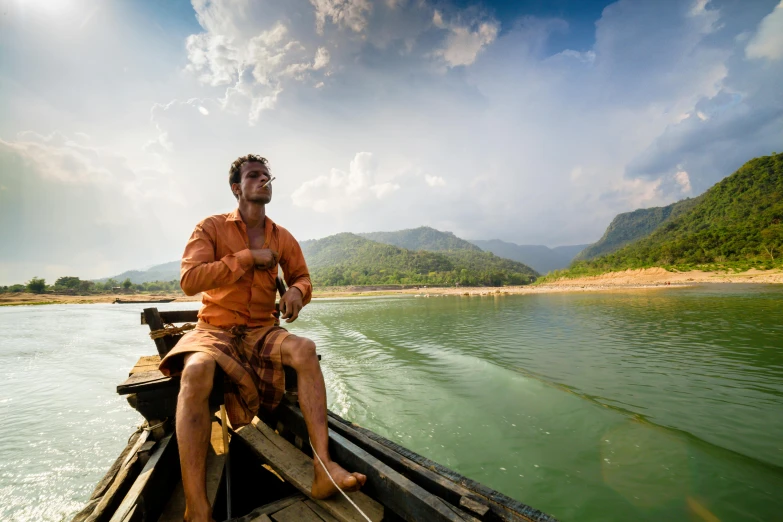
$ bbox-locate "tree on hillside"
[761,224,783,260]
[122,278,133,290]
[26,277,46,293]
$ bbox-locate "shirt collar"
[228,208,277,231]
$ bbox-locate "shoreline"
[2,267,781,306]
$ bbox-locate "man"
[159,154,366,522]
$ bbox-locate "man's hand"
[279,286,303,323]
[251,249,279,270]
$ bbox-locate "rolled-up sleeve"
[180,219,254,296]
[280,231,312,305]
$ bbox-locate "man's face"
[234,161,272,204]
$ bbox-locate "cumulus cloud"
[433,11,499,67]
[310,0,372,34]
[746,1,783,61]
[291,152,400,212]
[674,170,692,193]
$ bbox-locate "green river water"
[1,284,781,521]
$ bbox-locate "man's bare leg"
[281,335,367,499]
[176,352,217,522]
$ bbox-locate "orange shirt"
[180,209,312,328]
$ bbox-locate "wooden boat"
[72,307,557,522]
[114,298,176,304]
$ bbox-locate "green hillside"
[565,154,783,275]
[301,233,537,286]
[359,227,482,252]
[574,198,701,261]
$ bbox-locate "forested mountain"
[572,154,783,272]
[301,233,537,286]
[573,198,701,261]
[469,239,589,274]
[359,227,481,252]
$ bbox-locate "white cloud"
[674,170,692,193]
[313,47,330,70]
[292,152,401,212]
[310,0,372,34]
[434,16,499,67]
[746,1,783,61]
[425,174,446,187]
[198,106,210,115]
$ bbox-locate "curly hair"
[229,154,269,191]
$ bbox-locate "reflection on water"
[1,286,782,521]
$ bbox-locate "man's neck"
[237,199,266,229]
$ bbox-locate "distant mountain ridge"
[468,240,589,274]
[572,154,783,272]
[359,227,482,252]
[98,260,180,284]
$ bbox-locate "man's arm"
[278,233,312,322]
[180,219,254,296]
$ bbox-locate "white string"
[309,440,372,522]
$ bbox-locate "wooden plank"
[143,308,171,357]
[249,515,273,522]
[304,500,341,522]
[271,501,324,522]
[139,309,199,325]
[226,495,305,521]
[158,421,227,521]
[274,405,478,522]
[325,428,477,522]
[129,355,161,375]
[109,432,178,522]
[117,370,177,395]
[79,430,151,522]
[234,419,384,522]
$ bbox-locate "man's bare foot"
[311,460,367,499]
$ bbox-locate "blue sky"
[1,0,782,284]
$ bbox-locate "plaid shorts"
[159,320,292,427]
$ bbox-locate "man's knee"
[288,337,318,370]
[179,353,215,401]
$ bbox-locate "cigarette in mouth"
[261,176,276,189]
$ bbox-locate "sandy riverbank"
[2,268,781,306]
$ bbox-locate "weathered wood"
[158,421,227,521]
[274,405,478,522]
[109,432,179,522]
[82,430,150,522]
[271,501,324,522]
[234,419,384,522]
[226,495,306,521]
[304,500,341,522]
[141,309,199,325]
[129,355,161,375]
[142,308,171,356]
[323,428,478,521]
[117,370,177,395]
[460,496,491,518]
